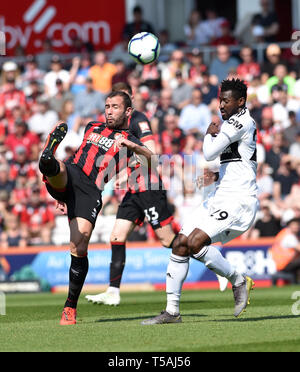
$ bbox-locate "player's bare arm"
[115,137,153,167]
[196,169,219,189]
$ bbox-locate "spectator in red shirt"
[9,146,38,181]
[237,46,261,83]
[5,119,40,161]
[160,114,186,156]
[0,77,26,121]
[13,185,55,245]
[211,20,238,46]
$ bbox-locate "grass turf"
[0,286,300,352]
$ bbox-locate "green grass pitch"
[0,286,300,352]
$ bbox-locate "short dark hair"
[106,91,132,110]
[112,82,133,96]
[221,78,248,101]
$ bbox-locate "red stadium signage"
[0,0,125,55]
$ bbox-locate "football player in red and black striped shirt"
[39,91,153,325]
[85,83,178,306]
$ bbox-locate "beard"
[106,113,128,130]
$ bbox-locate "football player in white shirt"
[142,79,259,325]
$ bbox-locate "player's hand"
[196,169,217,189]
[114,137,137,152]
[56,201,67,215]
[206,122,221,137]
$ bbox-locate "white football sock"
[166,254,190,315]
[193,246,244,287]
[107,286,120,295]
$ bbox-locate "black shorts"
[45,163,102,226]
[116,190,173,230]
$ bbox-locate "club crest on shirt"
[139,121,150,133]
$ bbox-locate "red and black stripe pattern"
[72,121,142,191]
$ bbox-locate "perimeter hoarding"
[0,0,126,55]
[0,239,277,290]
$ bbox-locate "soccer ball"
[128,32,160,65]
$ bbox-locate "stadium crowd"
[0,4,300,249]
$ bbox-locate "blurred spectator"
[13,186,55,245]
[272,88,300,130]
[184,9,210,47]
[209,45,239,84]
[267,64,296,97]
[265,132,289,176]
[261,44,288,81]
[68,31,94,54]
[59,99,77,129]
[270,218,300,284]
[69,55,92,95]
[140,61,161,91]
[187,49,207,87]
[158,30,176,63]
[25,80,43,115]
[171,70,193,110]
[257,106,276,151]
[73,77,105,125]
[201,8,226,42]
[122,5,155,40]
[0,213,27,248]
[273,155,299,207]
[178,88,211,136]
[211,20,237,46]
[237,46,261,82]
[256,163,274,201]
[251,0,279,43]
[36,39,54,71]
[20,55,45,90]
[289,132,300,160]
[110,34,134,67]
[159,114,185,156]
[9,146,37,182]
[151,88,179,134]
[28,98,59,140]
[0,164,15,195]
[49,78,74,114]
[284,112,300,146]
[248,75,270,105]
[43,55,70,97]
[200,72,219,106]
[112,60,131,85]
[5,120,40,161]
[160,49,190,89]
[0,71,26,121]
[250,200,282,238]
[89,51,117,94]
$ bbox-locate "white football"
[128,32,160,65]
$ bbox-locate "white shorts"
[180,194,259,245]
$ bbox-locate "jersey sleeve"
[220,115,247,143]
[130,112,154,143]
[203,114,248,161]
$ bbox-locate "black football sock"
[109,243,126,289]
[39,155,60,178]
[65,255,89,309]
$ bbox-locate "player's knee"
[187,235,204,255]
[70,231,90,257]
[172,235,190,256]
